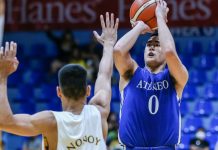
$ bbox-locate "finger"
[131,21,138,28]
[166,7,169,14]
[160,0,163,6]
[157,0,161,6]
[12,42,17,58]
[0,47,3,59]
[100,15,106,29]
[93,31,101,41]
[13,58,19,68]
[9,41,14,58]
[110,13,114,28]
[163,1,167,8]
[106,12,110,28]
[5,42,9,57]
[166,7,169,22]
[114,18,119,31]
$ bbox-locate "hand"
[132,21,153,34]
[155,0,169,23]
[93,12,119,46]
[0,42,19,78]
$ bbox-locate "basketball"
[130,0,159,30]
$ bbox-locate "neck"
[62,97,86,115]
[146,62,166,74]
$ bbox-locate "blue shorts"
[125,146,176,150]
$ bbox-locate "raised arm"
[113,21,151,79]
[156,0,188,97]
[88,12,118,139]
[0,42,55,137]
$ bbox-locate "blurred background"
[1,0,218,149]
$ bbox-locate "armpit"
[123,69,134,80]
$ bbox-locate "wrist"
[156,15,165,22]
[0,77,7,84]
[104,40,116,46]
[136,23,146,32]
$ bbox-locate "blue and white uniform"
[119,67,181,150]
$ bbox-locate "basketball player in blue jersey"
[114,1,189,150]
[0,12,119,149]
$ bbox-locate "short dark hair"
[58,64,87,100]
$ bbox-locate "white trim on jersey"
[177,96,182,145]
[177,111,182,145]
[119,90,124,120]
[118,90,125,147]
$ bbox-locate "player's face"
[144,36,165,67]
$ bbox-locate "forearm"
[95,41,114,93]
[114,26,142,54]
[157,17,176,53]
[98,42,113,76]
[157,16,188,88]
[157,17,176,54]
[0,77,14,128]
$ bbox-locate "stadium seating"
[207,40,218,55]
[177,134,193,150]
[209,116,218,134]
[27,43,47,58]
[183,41,203,56]
[180,101,189,117]
[183,116,203,134]
[204,83,218,100]
[211,70,218,83]
[3,133,26,150]
[205,133,218,150]
[188,69,206,85]
[193,100,213,117]
[182,84,198,101]
[193,55,216,70]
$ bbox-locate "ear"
[86,85,91,97]
[56,86,62,99]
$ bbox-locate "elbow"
[163,41,176,54]
[179,66,189,88]
[0,115,14,128]
[114,44,123,55]
[184,69,189,85]
[165,50,176,60]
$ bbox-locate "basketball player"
[114,1,188,150]
[0,12,119,149]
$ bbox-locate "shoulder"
[31,111,55,122]
[87,105,103,117]
[31,111,56,134]
[120,67,142,90]
[122,65,140,80]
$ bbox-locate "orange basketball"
[130,0,159,30]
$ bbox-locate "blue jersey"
[119,67,181,149]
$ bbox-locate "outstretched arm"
[156,0,188,97]
[0,42,55,137]
[113,21,151,79]
[89,12,118,139]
